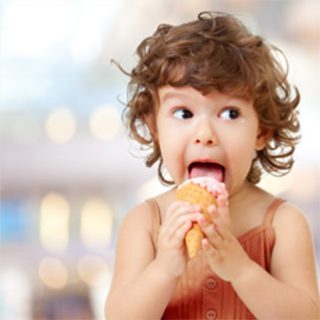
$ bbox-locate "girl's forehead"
[157,85,252,104]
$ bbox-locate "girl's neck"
[228,181,267,219]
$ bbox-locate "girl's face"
[156,85,267,196]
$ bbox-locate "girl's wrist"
[152,256,181,283]
[230,259,258,287]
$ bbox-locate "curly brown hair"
[121,11,300,185]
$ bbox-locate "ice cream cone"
[176,177,226,258]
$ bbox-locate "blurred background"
[0,0,319,319]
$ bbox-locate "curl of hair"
[121,11,300,185]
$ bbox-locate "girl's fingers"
[202,238,220,260]
[198,203,232,245]
[197,213,224,244]
[167,213,203,242]
[166,202,200,222]
[208,195,231,227]
[162,202,199,233]
[206,202,235,244]
[216,195,231,226]
[164,201,189,222]
[175,220,192,242]
[160,201,202,242]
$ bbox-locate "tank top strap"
[263,198,286,226]
[145,198,161,248]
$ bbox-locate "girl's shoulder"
[250,186,309,232]
[108,201,161,296]
[249,184,308,227]
[271,199,315,263]
[269,200,318,300]
[272,200,311,235]
[120,187,176,243]
[121,201,155,237]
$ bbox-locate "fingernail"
[202,238,209,249]
[198,216,206,225]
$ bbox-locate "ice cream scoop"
[176,177,228,258]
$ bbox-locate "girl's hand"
[155,201,202,279]
[197,195,253,283]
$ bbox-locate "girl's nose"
[194,118,217,146]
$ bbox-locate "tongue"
[189,163,224,182]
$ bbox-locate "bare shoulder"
[120,201,154,236]
[271,201,319,303]
[272,201,314,256]
[108,201,155,293]
[273,201,312,239]
[115,201,156,260]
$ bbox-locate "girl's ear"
[255,127,272,151]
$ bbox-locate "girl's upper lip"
[187,158,224,168]
[187,158,226,174]
[187,159,226,182]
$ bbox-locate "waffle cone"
[176,181,217,258]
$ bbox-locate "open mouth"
[188,161,225,182]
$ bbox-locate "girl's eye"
[220,108,240,120]
[172,108,193,119]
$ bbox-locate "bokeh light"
[77,254,110,286]
[38,257,68,290]
[40,193,70,252]
[89,106,121,141]
[80,198,113,248]
[46,108,76,144]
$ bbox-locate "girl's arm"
[232,203,320,319]
[105,201,200,319]
[105,203,175,319]
[199,200,320,319]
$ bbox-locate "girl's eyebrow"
[160,90,189,102]
[227,96,250,104]
[159,89,252,105]
[223,91,252,103]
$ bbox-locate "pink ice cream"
[179,176,228,198]
[176,176,228,258]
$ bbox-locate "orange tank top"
[145,198,285,320]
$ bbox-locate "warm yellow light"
[77,254,110,286]
[80,198,113,248]
[38,257,68,289]
[40,193,70,252]
[89,106,121,141]
[46,107,76,144]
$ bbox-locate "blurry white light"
[80,198,113,248]
[46,107,76,144]
[89,272,113,320]
[258,172,295,196]
[40,193,70,252]
[89,106,121,141]
[69,1,122,63]
[285,166,318,202]
[38,257,68,290]
[138,176,169,202]
[69,30,102,64]
[11,114,42,143]
[0,268,32,319]
[1,1,74,59]
[77,254,110,286]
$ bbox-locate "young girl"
[105,11,320,319]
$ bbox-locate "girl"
[105,12,320,319]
